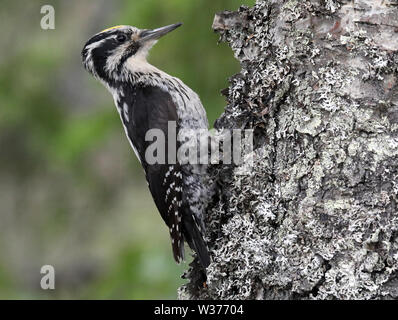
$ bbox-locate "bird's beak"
[139,23,182,43]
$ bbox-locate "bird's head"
[82,23,182,83]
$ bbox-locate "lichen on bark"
[179,0,398,300]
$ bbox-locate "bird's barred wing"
[117,84,185,263]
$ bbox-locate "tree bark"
[179,0,398,300]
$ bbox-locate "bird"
[81,23,211,268]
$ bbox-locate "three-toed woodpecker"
[81,23,210,268]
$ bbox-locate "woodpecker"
[81,23,210,268]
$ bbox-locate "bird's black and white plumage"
[81,24,210,268]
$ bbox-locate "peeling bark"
[179,0,398,300]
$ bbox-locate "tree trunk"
[179,0,398,300]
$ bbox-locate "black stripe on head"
[117,42,140,73]
[81,30,121,75]
[90,36,120,80]
[82,28,141,81]
[83,30,120,48]
[82,29,139,82]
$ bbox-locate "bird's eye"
[116,34,127,43]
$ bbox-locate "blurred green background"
[0,0,254,299]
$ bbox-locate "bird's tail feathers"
[171,234,185,264]
[183,213,210,268]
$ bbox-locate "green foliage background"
[0,0,254,299]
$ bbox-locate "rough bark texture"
[178,0,398,300]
